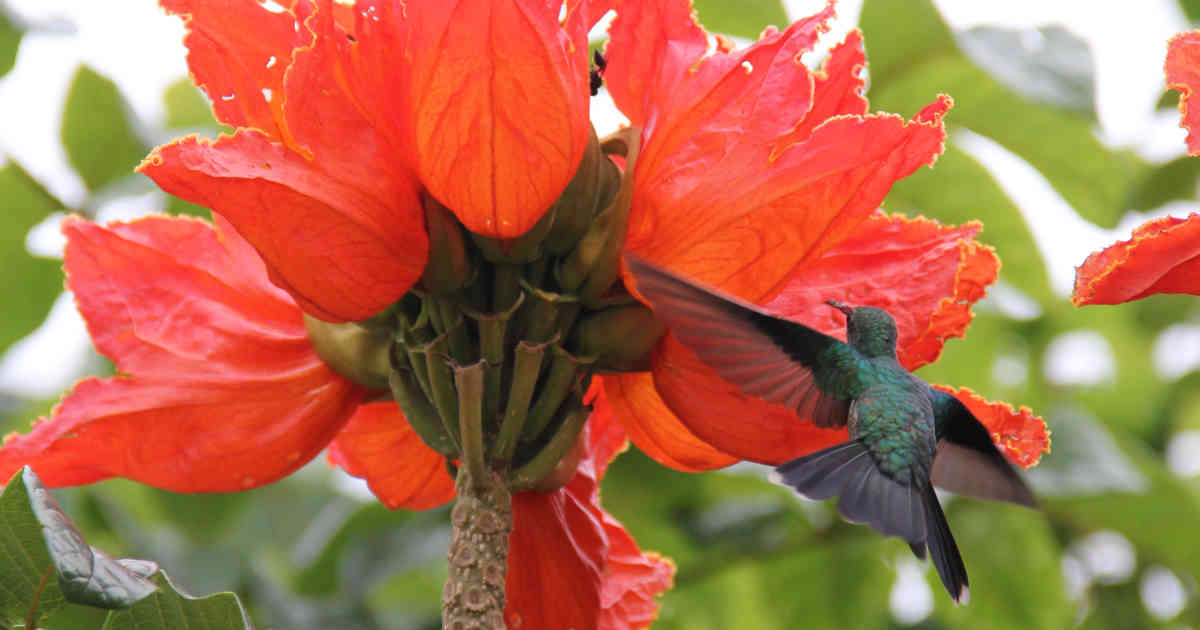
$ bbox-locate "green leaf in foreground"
[0,162,64,357]
[102,570,255,630]
[0,467,157,627]
[61,65,149,192]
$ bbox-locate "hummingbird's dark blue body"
[627,256,1036,605]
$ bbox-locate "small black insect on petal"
[589,50,606,96]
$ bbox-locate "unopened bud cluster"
[305,125,664,493]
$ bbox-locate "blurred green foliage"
[0,3,21,79]
[2,0,1200,629]
[0,163,62,356]
[61,66,149,193]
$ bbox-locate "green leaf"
[101,570,255,630]
[860,0,1145,229]
[163,78,218,129]
[0,467,158,627]
[1125,155,1200,211]
[692,0,788,39]
[1157,89,1179,111]
[0,4,22,79]
[0,163,64,356]
[1180,0,1200,23]
[957,25,1097,117]
[61,65,149,192]
[884,144,1053,302]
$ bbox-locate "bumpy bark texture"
[443,469,513,630]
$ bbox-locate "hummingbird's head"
[826,300,898,358]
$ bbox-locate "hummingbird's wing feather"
[626,256,851,428]
[930,390,1037,508]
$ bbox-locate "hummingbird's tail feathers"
[771,440,871,501]
[775,441,968,604]
[923,483,970,605]
[771,440,927,543]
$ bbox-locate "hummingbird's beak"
[826,299,854,317]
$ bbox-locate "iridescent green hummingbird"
[626,257,1036,605]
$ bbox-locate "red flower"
[139,0,595,322]
[1072,32,1200,306]
[2,0,1052,626]
[597,0,1049,471]
[0,216,671,629]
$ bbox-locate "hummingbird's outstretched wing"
[625,256,851,429]
[929,389,1036,508]
[771,440,969,604]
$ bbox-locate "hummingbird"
[625,256,1036,605]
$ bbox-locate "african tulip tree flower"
[0,215,672,630]
[1073,32,1200,306]
[595,1,1050,472]
[0,0,1052,626]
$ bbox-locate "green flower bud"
[569,303,664,373]
[556,127,639,303]
[420,196,474,295]
[303,314,392,389]
[545,126,620,256]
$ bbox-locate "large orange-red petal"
[650,335,848,466]
[507,396,674,629]
[608,0,950,301]
[933,386,1050,469]
[161,0,310,139]
[789,31,870,138]
[0,216,363,491]
[326,402,454,511]
[626,214,996,465]
[1166,31,1200,155]
[334,0,592,238]
[597,511,675,630]
[138,131,426,323]
[1072,213,1200,305]
[764,213,999,370]
[599,373,738,472]
[625,97,952,302]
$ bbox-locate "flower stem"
[454,360,487,490]
[509,395,589,491]
[489,339,546,463]
[443,467,512,630]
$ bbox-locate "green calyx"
[304,123,664,493]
